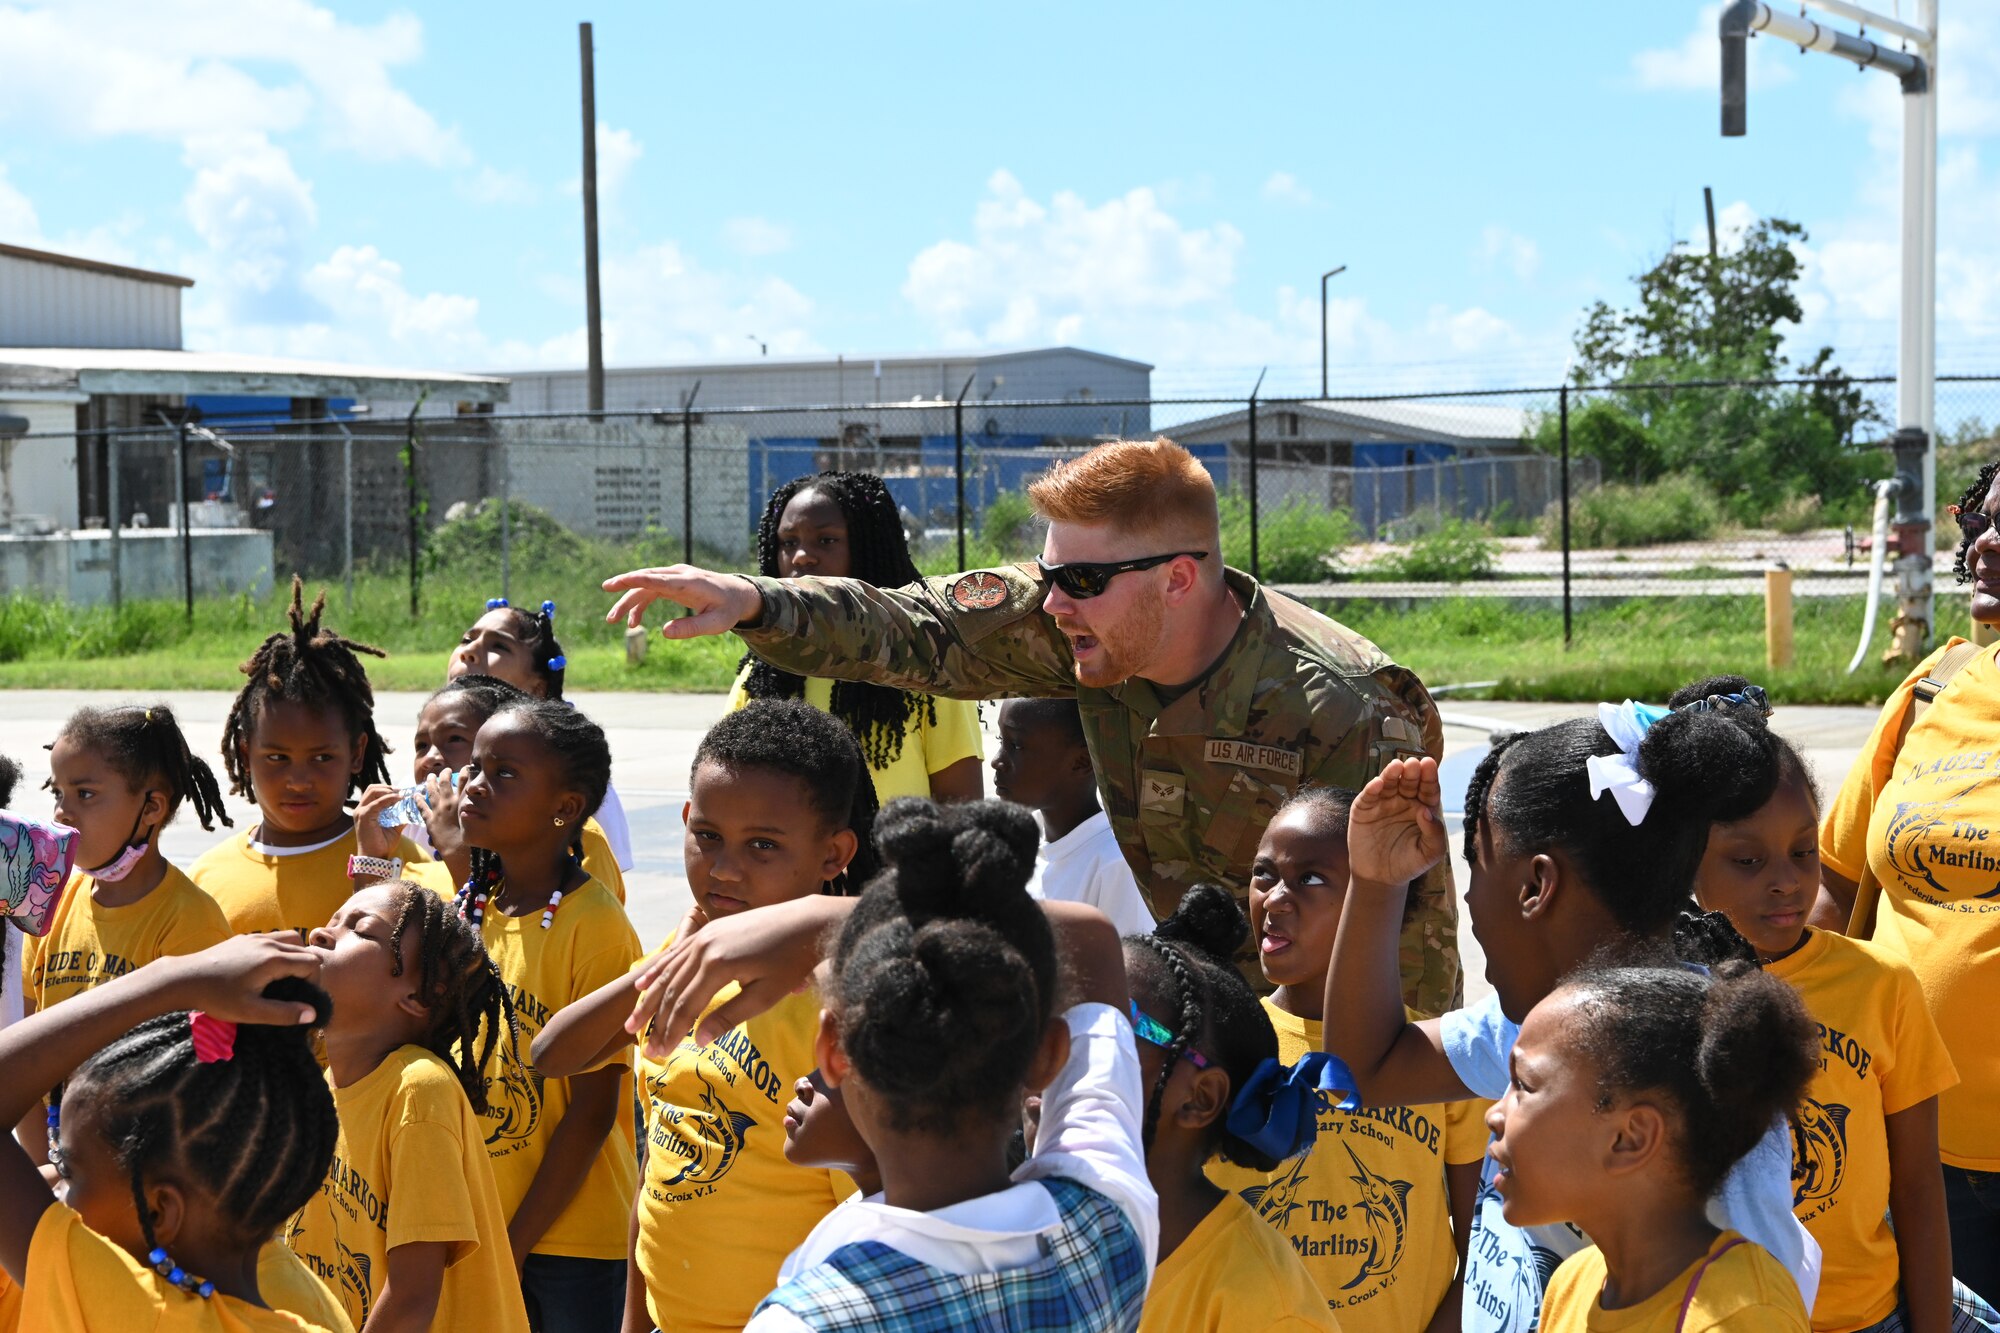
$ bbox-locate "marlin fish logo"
[1241,1156,1312,1231]
[337,1240,373,1325]
[658,1065,755,1188]
[484,1048,544,1146]
[1792,1099,1852,1205]
[1885,781,1987,899]
[1339,1140,1413,1291]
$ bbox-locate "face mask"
[0,811,78,936]
[85,806,153,883]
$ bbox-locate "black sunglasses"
[1034,551,1209,599]
[1953,505,1995,544]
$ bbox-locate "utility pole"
[580,21,605,414]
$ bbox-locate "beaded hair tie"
[148,1247,215,1299]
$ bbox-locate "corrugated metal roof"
[0,348,509,403]
[0,243,195,288]
[503,344,1155,378]
[1169,397,1533,445]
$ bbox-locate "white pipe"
[1745,3,1927,78]
[1851,480,1899,673]
[1804,0,1934,48]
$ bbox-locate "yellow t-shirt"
[1538,1233,1809,1333]
[1763,929,1957,1332]
[1209,999,1487,1331]
[724,665,984,803]
[285,1045,528,1333]
[1820,638,2000,1169]
[397,824,626,906]
[24,1202,329,1332]
[190,827,429,940]
[476,878,641,1260]
[1138,1193,1342,1332]
[256,1242,354,1333]
[635,978,845,1333]
[22,864,229,1010]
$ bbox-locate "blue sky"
[3,1,1996,397]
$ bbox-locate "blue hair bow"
[1586,699,1671,826]
[1225,1051,1359,1162]
[540,599,556,620]
[547,655,567,671]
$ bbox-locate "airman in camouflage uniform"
[733,560,1462,1017]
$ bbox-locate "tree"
[1540,216,1880,525]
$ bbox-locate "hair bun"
[875,798,1038,918]
[1696,962,1814,1117]
[1672,910,1758,968]
[1152,882,1249,963]
[254,975,334,1038]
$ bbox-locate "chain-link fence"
[9,374,2000,699]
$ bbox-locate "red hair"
[1027,438,1218,540]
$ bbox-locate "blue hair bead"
[540,599,556,618]
[168,1267,186,1285]
[148,1248,169,1268]
[546,654,567,671]
[486,597,509,609]
[196,1280,215,1298]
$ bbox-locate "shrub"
[424,499,589,578]
[977,490,1042,561]
[1763,492,1825,534]
[1372,517,1501,582]
[1219,494,1354,583]
[1543,475,1724,549]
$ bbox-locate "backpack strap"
[1848,639,1987,937]
[1674,1236,1749,1333]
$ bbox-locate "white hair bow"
[1586,699,1671,826]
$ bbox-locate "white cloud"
[1428,305,1517,353]
[0,0,463,165]
[903,169,1243,348]
[1632,4,1794,92]
[1261,171,1313,206]
[1477,225,1541,281]
[179,133,318,319]
[722,216,794,256]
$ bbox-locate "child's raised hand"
[352,784,409,859]
[158,934,324,1027]
[420,769,465,862]
[1348,755,1447,889]
[627,896,851,1055]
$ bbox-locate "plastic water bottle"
[378,787,428,829]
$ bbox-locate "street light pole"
[1320,265,1347,400]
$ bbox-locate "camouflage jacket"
[735,563,1462,1017]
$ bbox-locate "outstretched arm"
[1325,757,1473,1107]
[604,564,1075,701]
[0,935,322,1284]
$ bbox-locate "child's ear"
[346,732,368,777]
[1023,1016,1072,1094]
[1068,745,1095,778]
[821,828,859,884]
[556,789,588,830]
[1520,852,1561,921]
[1603,1099,1668,1178]
[1176,1065,1233,1132]
[145,1179,186,1248]
[138,787,170,838]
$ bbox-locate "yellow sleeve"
[1698,1305,1811,1331]
[724,662,754,713]
[160,880,232,957]
[1819,642,1958,881]
[573,904,644,1073]
[25,1201,167,1325]
[1443,1096,1494,1166]
[1880,955,1960,1114]
[385,1118,483,1263]
[918,694,984,775]
[581,824,625,904]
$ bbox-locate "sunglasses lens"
[1052,566,1104,598]
[1962,512,1993,541]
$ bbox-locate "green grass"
[1303,593,1925,706]
[0,575,1935,707]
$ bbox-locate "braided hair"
[693,699,882,892]
[55,977,338,1252]
[826,798,1056,1136]
[1124,885,1284,1168]
[221,577,389,800]
[0,754,17,1006]
[382,880,515,1114]
[737,472,938,770]
[470,599,567,700]
[455,698,612,924]
[52,704,231,832]
[1952,460,2000,584]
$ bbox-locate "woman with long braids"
[726,471,985,803]
[1817,457,2000,1303]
